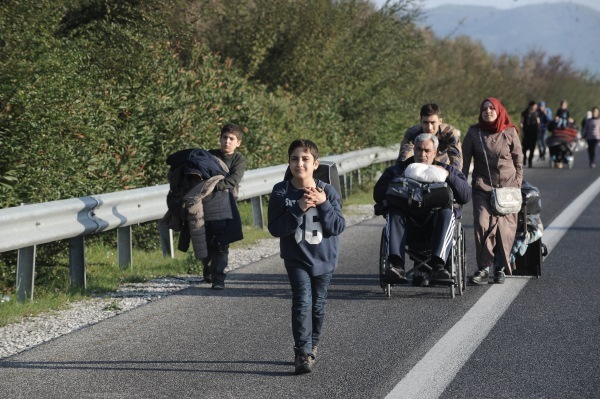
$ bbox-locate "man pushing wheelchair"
[373,133,472,287]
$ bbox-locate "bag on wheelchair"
[385,177,453,216]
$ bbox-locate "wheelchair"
[377,207,467,299]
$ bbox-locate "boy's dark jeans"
[202,243,229,279]
[284,260,333,355]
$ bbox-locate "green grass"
[0,180,377,327]
[343,184,375,207]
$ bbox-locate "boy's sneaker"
[494,270,506,284]
[294,351,314,375]
[211,275,225,290]
[211,282,224,290]
[471,269,490,285]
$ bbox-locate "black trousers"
[587,139,598,165]
[522,130,538,167]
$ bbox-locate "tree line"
[1,0,598,288]
[2,0,598,207]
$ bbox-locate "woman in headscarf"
[462,98,523,284]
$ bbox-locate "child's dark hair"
[288,139,319,160]
[221,123,243,140]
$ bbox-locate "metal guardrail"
[0,145,399,300]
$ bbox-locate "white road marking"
[385,176,600,399]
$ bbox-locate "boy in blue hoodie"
[267,139,345,375]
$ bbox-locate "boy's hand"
[303,186,327,207]
[297,195,313,212]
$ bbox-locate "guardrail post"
[69,236,86,288]
[16,246,36,301]
[251,196,264,229]
[158,225,175,258]
[340,174,349,199]
[118,226,132,269]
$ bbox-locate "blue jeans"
[538,128,547,158]
[284,260,333,355]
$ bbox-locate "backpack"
[385,177,453,219]
[284,160,343,205]
[524,111,539,128]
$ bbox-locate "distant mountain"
[420,2,600,76]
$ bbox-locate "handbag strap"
[478,129,496,188]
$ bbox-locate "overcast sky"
[374,0,600,12]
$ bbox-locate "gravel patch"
[0,204,374,360]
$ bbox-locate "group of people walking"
[393,99,523,285]
[170,96,596,376]
[520,99,600,168]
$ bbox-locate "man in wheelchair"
[373,133,472,285]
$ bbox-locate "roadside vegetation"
[1,1,599,302]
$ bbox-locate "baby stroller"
[545,127,578,169]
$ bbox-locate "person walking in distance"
[582,107,600,168]
[537,101,552,161]
[520,101,540,168]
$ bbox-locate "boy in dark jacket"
[203,123,247,290]
[267,139,345,375]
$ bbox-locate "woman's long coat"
[462,125,523,273]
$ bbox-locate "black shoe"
[431,267,451,281]
[294,349,314,375]
[412,274,430,287]
[493,270,506,284]
[386,265,407,284]
[471,269,490,285]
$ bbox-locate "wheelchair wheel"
[457,226,466,296]
[461,226,468,293]
[455,248,463,297]
[379,229,392,297]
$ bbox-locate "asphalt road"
[1,155,599,399]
